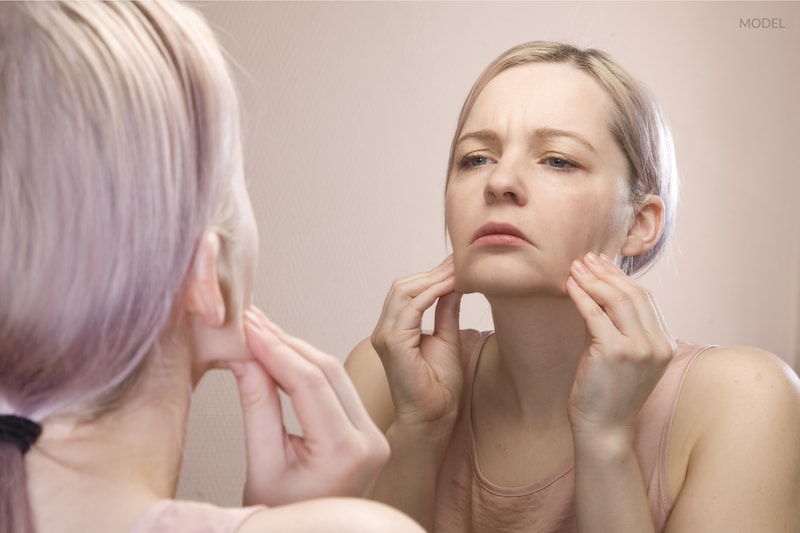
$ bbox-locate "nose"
[484,158,528,206]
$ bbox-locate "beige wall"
[177,1,800,504]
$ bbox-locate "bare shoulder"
[238,498,423,533]
[681,344,800,445]
[666,345,800,531]
[345,336,382,376]
[686,345,800,414]
[344,337,394,431]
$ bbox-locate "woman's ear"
[184,231,226,327]
[620,195,665,257]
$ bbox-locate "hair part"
[446,41,679,275]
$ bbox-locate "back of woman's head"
[447,41,679,276]
[0,1,240,529]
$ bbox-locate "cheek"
[445,193,471,293]
[444,186,471,243]
[564,199,632,256]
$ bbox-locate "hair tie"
[0,415,42,454]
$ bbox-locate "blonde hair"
[447,41,679,275]
[0,1,240,529]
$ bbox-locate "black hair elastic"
[0,415,42,454]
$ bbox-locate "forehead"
[463,62,617,142]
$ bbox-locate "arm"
[566,252,800,532]
[239,497,425,533]
[346,339,459,531]
[345,256,463,531]
[566,253,674,533]
[665,346,800,532]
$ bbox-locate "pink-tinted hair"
[0,1,241,529]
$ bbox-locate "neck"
[26,343,194,533]
[481,292,587,426]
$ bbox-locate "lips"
[471,222,532,245]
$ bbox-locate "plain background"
[176,1,800,505]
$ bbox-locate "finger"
[244,310,360,446]
[570,254,645,337]
[433,291,462,347]
[229,360,287,474]
[566,271,617,338]
[376,258,455,326]
[584,253,667,338]
[248,308,379,433]
[381,276,457,355]
[596,254,672,338]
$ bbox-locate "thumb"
[433,291,462,346]
[230,361,285,477]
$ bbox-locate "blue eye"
[545,156,575,170]
[459,155,492,168]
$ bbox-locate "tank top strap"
[634,340,716,529]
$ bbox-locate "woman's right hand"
[232,307,390,506]
[370,256,463,429]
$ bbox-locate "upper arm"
[344,337,395,432]
[238,498,424,533]
[666,346,800,532]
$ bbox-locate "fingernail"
[572,260,588,275]
[598,253,613,264]
[585,252,600,265]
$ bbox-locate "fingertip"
[571,259,589,276]
[565,275,587,300]
[437,255,455,272]
[584,252,601,267]
[598,253,622,272]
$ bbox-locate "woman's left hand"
[565,252,675,438]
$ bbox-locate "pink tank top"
[433,330,712,533]
[129,500,264,533]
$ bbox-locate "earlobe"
[184,231,226,327]
[620,195,665,257]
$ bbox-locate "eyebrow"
[533,127,597,154]
[455,127,597,154]
[455,129,499,147]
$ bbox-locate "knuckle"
[370,332,388,352]
[389,277,407,294]
[295,365,329,392]
[373,434,391,465]
[331,437,369,469]
[611,291,633,307]
[317,352,344,374]
[586,304,607,320]
[655,339,676,362]
[631,285,652,302]
[239,388,266,410]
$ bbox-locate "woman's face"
[445,62,633,297]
